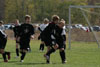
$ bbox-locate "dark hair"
[25,15,31,20]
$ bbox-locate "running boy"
[18,15,34,62]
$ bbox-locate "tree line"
[0,0,100,25]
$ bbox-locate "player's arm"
[38,27,42,32]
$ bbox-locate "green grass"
[0,40,100,67]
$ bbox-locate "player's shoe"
[44,54,50,64]
[62,60,67,64]
[46,60,50,64]
[15,56,19,58]
[20,60,24,62]
[7,52,11,60]
[39,50,44,52]
[27,48,31,53]
[4,60,8,62]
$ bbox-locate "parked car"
[93,26,100,32]
[66,25,73,29]
[74,24,83,29]
[4,24,14,30]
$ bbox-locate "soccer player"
[13,19,20,58]
[44,19,67,64]
[18,15,34,62]
[38,18,49,51]
[0,28,10,62]
[41,15,60,63]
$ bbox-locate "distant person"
[18,15,35,62]
[38,18,49,51]
[13,19,20,58]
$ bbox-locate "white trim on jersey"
[0,25,6,31]
[39,24,48,31]
[0,29,7,38]
[61,27,66,35]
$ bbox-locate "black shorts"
[44,40,52,47]
[56,41,65,49]
[0,38,7,49]
[38,34,44,41]
[19,38,30,50]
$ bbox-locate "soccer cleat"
[4,60,8,62]
[15,56,19,58]
[44,54,49,60]
[44,54,50,64]
[7,52,11,60]
[46,60,50,64]
[20,60,24,62]
[62,60,67,64]
[27,48,31,53]
[39,50,44,52]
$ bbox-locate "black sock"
[60,50,66,61]
[2,52,7,60]
[41,44,44,51]
[46,48,55,56]
[21,52,26,60]
[16,49,19,56]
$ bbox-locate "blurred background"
[0,0,100,23]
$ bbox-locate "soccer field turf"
[0,40,100,67]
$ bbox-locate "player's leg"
[20,49,27,62]
[59,47,66,64]
[43,41,52,63]
[39,41,45,51]
[16,43,19,57]
[44,44,58,63]
[19,40,29,62]
[27,39,31,52]
[27,45,31,52]
[0,38,11,62]
[15,37,20,57]
[0,49,8,62]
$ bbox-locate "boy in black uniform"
[41,15,60,63]
[13,19,20,58]
[18,15,34,62]
[0,29,10,62]
[44,19,67,64]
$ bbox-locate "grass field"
[0,40,100,67]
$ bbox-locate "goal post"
[68,5,100,49]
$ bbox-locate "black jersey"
[41,22,56,41]
[19,23,34,39]
[0,29,7,49]
[53,25,66,42]
[13,25,20,37]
